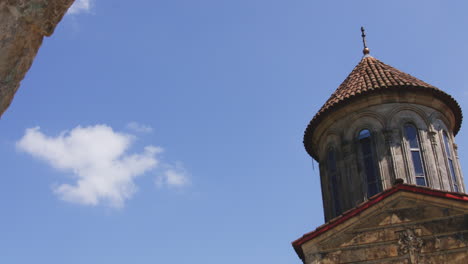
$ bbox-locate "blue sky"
[2,1,468,263]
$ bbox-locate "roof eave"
[303,87,463,160]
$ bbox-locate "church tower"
[304,28,464,221]
[293,28,468,263]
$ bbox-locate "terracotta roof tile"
[304,56,463,159]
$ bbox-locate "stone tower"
[293,29,468,264]
[303,34,464,222]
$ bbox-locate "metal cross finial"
[361,26,370,55]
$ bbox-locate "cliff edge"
[0,0,74,117]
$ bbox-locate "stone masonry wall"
[301,192,468,264]
[314,94,465,221]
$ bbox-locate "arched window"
[404,124,427,186]
[358,129,380,197]
[327,148,341,217]
[443,131,459,192]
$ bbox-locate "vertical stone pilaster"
[398,128,413,185]
[428,131,444,190]
[453,143,466,192]
[384,129,398,186]
[376,131,391,190]
[319,162,331,222]
[341,141,353,211]
[418,129,436,188]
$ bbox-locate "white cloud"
[67,0,93,15]
[156,164,190,188]
[126,122,154,133]
[17,125,162,208]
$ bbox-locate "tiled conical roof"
[304,55,463,159]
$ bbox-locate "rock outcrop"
[0,0,74,117]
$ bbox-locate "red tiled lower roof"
[291,184,468,261]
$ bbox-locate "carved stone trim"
[428,131,438,145]
[396,228,423,264]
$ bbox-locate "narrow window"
[327,148,341,217]
[404,124,427,186]
[358,129,380,197]
[443,131,459,192]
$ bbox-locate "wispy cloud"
[126,122,154,133]
[17,125,162,208]
[156,163,190,188]
[68,0,93,15]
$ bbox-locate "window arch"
[443,131,459,192]
[327,147,341,217]
[358,129,380,197]
[404,124,427,186]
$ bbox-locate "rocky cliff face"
[0,0,74,117]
